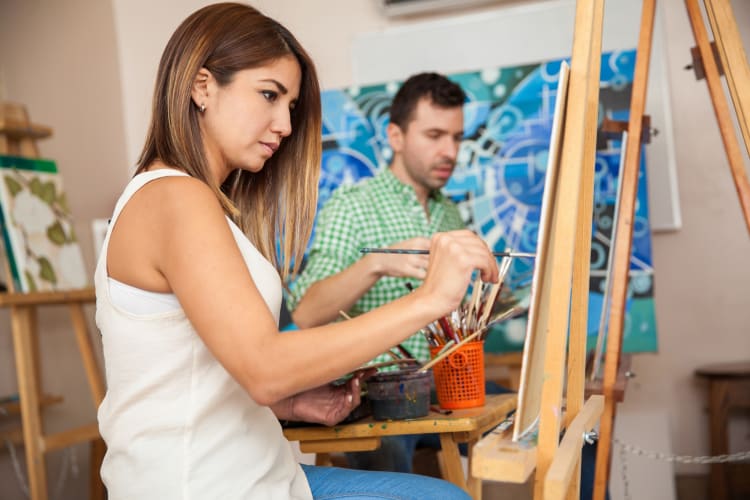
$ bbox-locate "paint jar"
[366,367,431,420]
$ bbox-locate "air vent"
[381,0,506,18]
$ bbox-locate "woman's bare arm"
[107,176,498,406]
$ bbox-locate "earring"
[200,103,206,113]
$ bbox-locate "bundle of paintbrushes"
[340,252,529,375]
[417,255,526,352]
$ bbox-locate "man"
[288,72,474,472]
[289,72,466,368]
[287,72,605,500]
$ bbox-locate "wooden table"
[283,393,517,499]
[695,361,750,500]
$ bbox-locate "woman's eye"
[261,90,278,102]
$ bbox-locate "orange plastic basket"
[429,341,485,409]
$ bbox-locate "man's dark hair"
[389,72,466,130]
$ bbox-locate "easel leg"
[593,399,616,500]
[69,303,107,498]
[69,303,105,404]
[438,433,474,498]
[29,309,43,399]
[11,305,48,500]
[685,0,750,233]
[314,453,333,466]
[708,379,729,500]
[595,0,656,498]
[89,438,107,500]
[465,440,482,500]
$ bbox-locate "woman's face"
[197,55,302,181]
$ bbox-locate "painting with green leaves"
[0,155,88,292]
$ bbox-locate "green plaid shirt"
[288,168,465,366]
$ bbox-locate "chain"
[618,435,632,500]
[582,431,749,499]
[3,438,79,499]
[4,437,29,497]
[614,437,750,464]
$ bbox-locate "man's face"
[390,98,464,194]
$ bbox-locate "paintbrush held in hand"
[406,253,526,350]
[360,248,535,259]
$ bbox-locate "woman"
[95,3,497,499]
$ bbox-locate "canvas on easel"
[0,154,88,292]
[513,60,570,442]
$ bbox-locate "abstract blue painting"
[292,49,657,353]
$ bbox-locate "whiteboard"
[351,0,681,231]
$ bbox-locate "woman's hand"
[418,230,498,316]
[279,369,374,426]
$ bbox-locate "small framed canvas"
[0,155,88,292]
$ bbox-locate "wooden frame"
[592,1,657,498]
[702,0,750,159]
[472,1,606,499]
[593,1,750,498]
[0,102,106,500]
[685,0,750,233]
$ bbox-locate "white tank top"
[95,170,312,500]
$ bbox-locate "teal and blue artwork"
[299,49,657,353]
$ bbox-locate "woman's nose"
[272,109,292,138]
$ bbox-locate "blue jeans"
[301,464,470,499]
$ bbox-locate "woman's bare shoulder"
[135,170,223,220]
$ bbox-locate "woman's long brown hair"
[137,2,321,282]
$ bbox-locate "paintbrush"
[418,305,526,373]
[418,328,487,373]
[477,256,513,329]
[360,248,536,258]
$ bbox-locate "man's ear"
[191,67,212,111]
[386,122,404,153]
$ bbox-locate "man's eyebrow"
[260,79,288,94]
[425,127,463,136]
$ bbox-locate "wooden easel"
[472,1,607,499]
[593,0,750,498]
[0,101,106,500]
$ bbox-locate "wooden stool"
[695,361,750,500]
